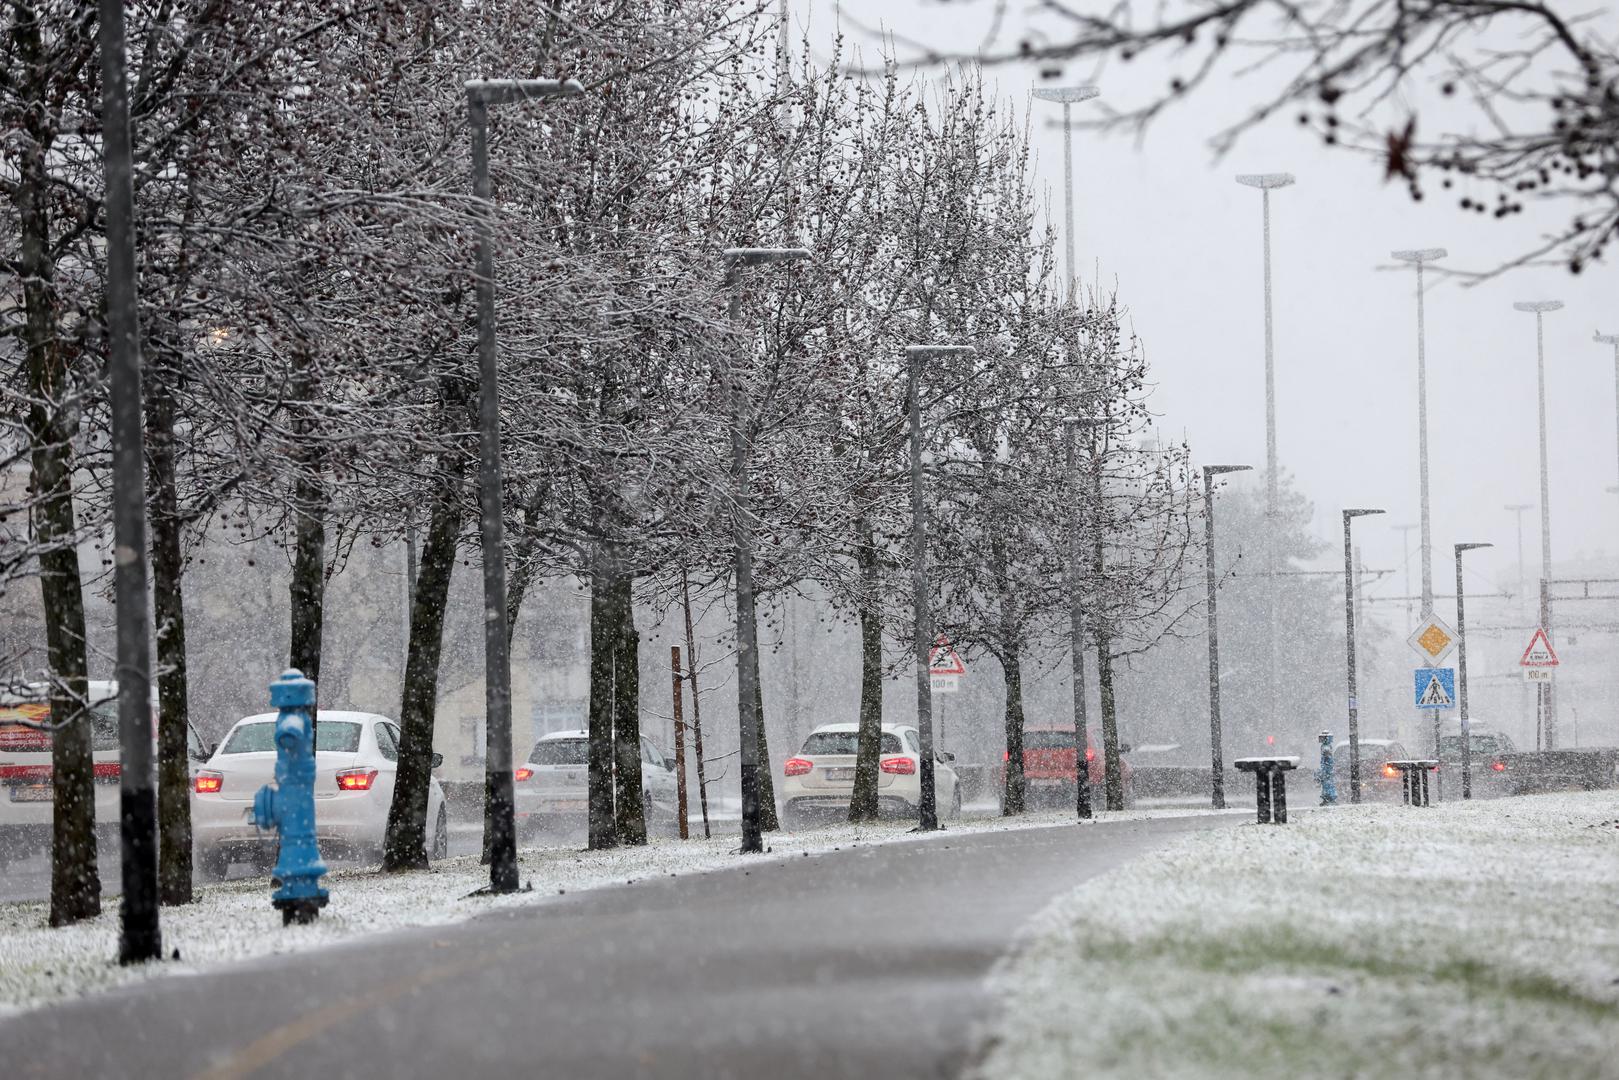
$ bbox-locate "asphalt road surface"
[3,814,1234,1079]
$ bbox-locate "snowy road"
[0,813,1233,1079]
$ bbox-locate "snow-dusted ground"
[0,803,1241,1017]
[971,791,1619,1080]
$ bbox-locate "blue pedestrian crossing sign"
[1414,667,1456,709]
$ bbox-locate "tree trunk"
[12,30,100,922]
[1095,628,1123,810]
[288,352,325,724]
[848,520,884,822]
[1001,649,1028,816]
[586,548,618,850]
[382,469,462,870]
[145,362,193,904]
[611,570,646,845]
[753,657,778,831]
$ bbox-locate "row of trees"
[2,1,1195,928]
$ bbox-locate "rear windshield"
[801,731,901,756]
[221,720,361,754]
[0,698,120,751]
[1024,730,1077,751]
[1439,735,1504,756]
[529,738,588,766]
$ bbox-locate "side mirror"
[665,758,676,771]
[430,752,444,769]
[939,751,956,763]
[1118,743,1133,754]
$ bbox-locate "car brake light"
[336,768,378,792]
[879,757,916,775]
[1003,750,1010,761]
[1491,760,1507,772]
[194,770,223,794]
[783,757,813,777]
[515,767,534,782]
[1085,747,1096,762]
[1382,764,1399,778]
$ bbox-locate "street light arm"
[465,78,585,106]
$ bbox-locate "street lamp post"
[1514,299,1563,748]
[724,247,811,854]
[1202,465,1252,810]
[1031,86,1100,300]
[1454,542,1493,800]
[1236,172,1294,748]
[466,76,583,893]
[907,344,974,832]
[1343,508,1385,803]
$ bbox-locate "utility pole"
[906,344,974,832]
[100,0,160,965]
[1514,299,1563,747]
[1455,543,1493,800]
[1202,465,1251,810]
[724,247,810,854]
[1236,172,1295,744]
[466,77,583,893]
[1343,508,1385,804]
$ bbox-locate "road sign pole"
[1454,543,1492,800]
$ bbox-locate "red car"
[998,726,1134,809]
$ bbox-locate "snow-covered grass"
[0,802,1241,1016]
[972,791,1619,1080]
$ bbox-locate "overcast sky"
[797,0,1617,619]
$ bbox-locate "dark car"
[1333,738,1410,800]
[1438,728,1517,796]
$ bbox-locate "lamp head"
[1595,331,1619,346]
[1455,542,1493,554]
[1235,173,1295,189]
[1032,86,1100,104]
[1513,300,1563,313]
[1391,248,1447,263]
[904,344,975,359]
[1202,464,1252,477]
[465,78,585,106]
[1343,508,1385,520]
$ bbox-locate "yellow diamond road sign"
[1407,616,1458,664]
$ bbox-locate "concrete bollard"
[252,670,329,925]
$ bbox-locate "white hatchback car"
[513,729,679,836]
[779,722,960,827]
[191,710,446,877]
[0,681,208,868]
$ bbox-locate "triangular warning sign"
[1418,673,1453,708]
[1520,628,1560,667]
[928,634,966,676]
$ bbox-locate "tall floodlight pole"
[100,0,159,964]
[725,247,811,854]
[1597,332,1619,493]
[1236,172,1294,742]
[467,77,583,893]
[907,344,974,832]
[1202,465,1252,810]
[1393,248,1447,768]
[1504,503,1533,605]
[1064,418,1103,821]
[1342,508,1385,803]
[1514,299,1563,748]
[1031,86,1100,298]
[1454,542,1493,800]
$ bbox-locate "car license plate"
[823,768,854,782]
[10,783,52,802]
[1030,778,1063,787]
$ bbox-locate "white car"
[779,722,960,827]
[0,681,208,868]
[513,729,679,836]
[191,710,446,877]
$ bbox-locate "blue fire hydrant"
[1318,730,1338,806]
[252,670,328,925]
